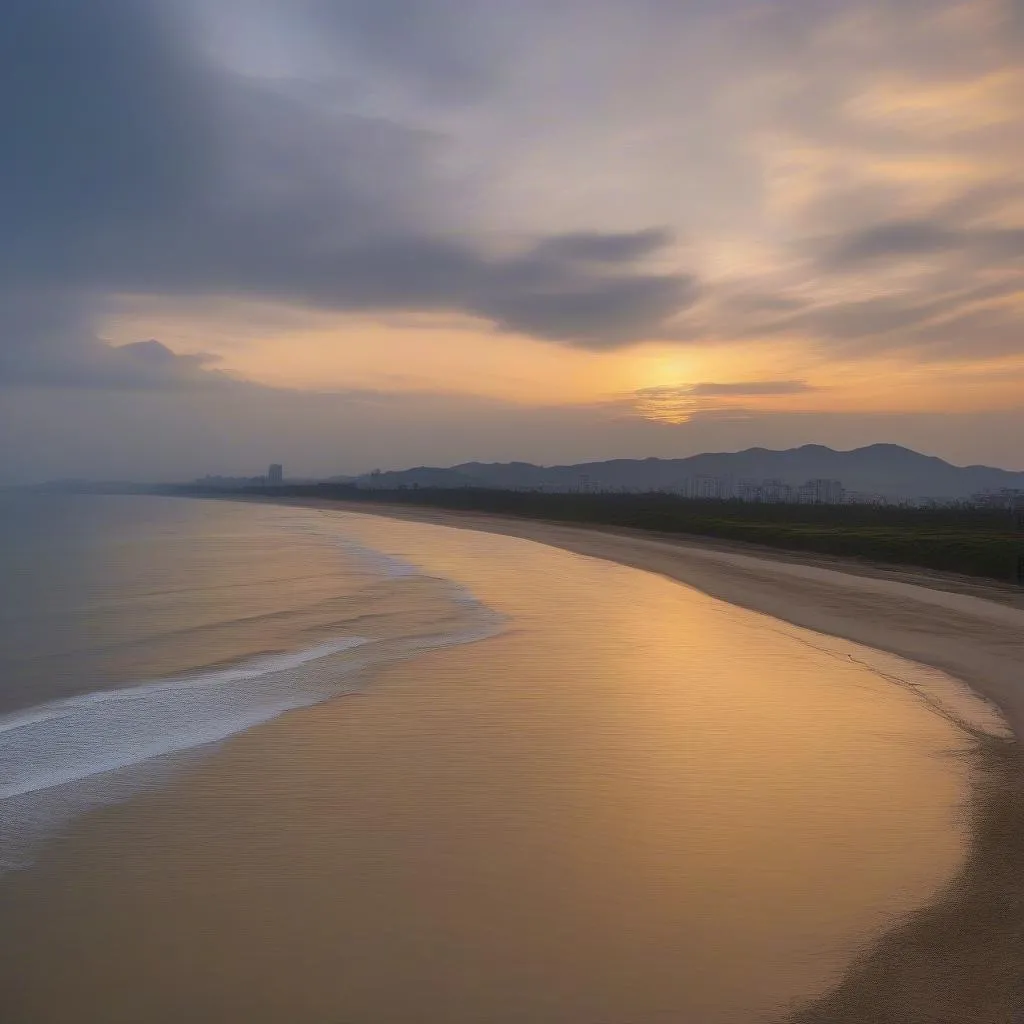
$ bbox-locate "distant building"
[761,479,794,504]
[267,463,284,486]
[843,490,889,505]
[681,474,733,500]
[736,478,765,503]
[970,488,1024,510]
[803,478,844,504]
[796,482,817,504]
[735,477,845,505]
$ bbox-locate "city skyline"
[1,1,1023,482]
[182,440,1024,506]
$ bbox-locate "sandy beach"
[287,498,1024,1019]
[288,499,1024,730]
[1,498,1022,1023]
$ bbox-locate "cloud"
[900,303,1024,360]
[295,0,513,101]
[727,272,1024,359]
[99,341,229,390]
[0,0,705,384]
[938,179,1024,222]
[114,220,696,346]
[0,291,231,389]
[709,188,1022,357]
[0,0,211,269]
[631,379,818,422]
[820,220,964,266]
[0,0,1021,431]
[476,266,698,347]
[819,219,1024,269]
[687,380,818,396]
[530,229,675,264]
[793,295,950,341]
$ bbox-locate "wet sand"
[335,495,1024,1015]
[1,504,1022,1022]
[311,500,1024,737]
[297,500,1024,1021]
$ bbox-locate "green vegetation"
[225,484,1022,584]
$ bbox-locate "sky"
[1,0,1022,482]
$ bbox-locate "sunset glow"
[1,0,1022,480]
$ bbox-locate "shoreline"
[254,495,1024,737]
[4,492,1021,1021]
[252,495,1024,1021]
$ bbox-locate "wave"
[0,637,372,800]
[327,533,422,579]
[0,571,504,872]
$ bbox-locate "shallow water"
[0,494,499,869]
[0,498,1000,1023]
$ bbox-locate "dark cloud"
[820,219,1024,270]
[476,268,698,347]
[2,0,1020,397]
[0,0,210,265]
[1005,0,1024,43]
[531,229,675,264]
[820,221,963,267]
[0,0,701,381]
[98,219,693,346]
[99,341,229,390]
[0,292,230,389]
[987,229,1024,259]
[300,0,500,99]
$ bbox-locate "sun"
[630,347,703,392]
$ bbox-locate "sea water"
[0,493,500,870]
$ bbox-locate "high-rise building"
[682,475,732,499]
[761,479,794,503]
[267,463,284,485]
[736,479,764,502]
[807,478,844,504]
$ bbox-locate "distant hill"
[353,444,1024,500]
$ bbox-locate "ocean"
[0,492,1001,1022]
[0,493,500,871]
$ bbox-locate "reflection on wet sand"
[0,513,997,1023]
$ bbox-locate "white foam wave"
[0,637,371,801]
[0,515,506,873]
[0,607,505,874]
[325,531,422,579]
[0,638,369,741]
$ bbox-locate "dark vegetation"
[179,483,1024,585]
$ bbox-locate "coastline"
[259,496,1024,1021]
[3,493,1022,1021]
[261,496,1024,737]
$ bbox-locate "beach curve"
[276,496,1024,1022]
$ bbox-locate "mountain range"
[345,444,1024,500]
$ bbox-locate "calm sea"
[0,493,500,870]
